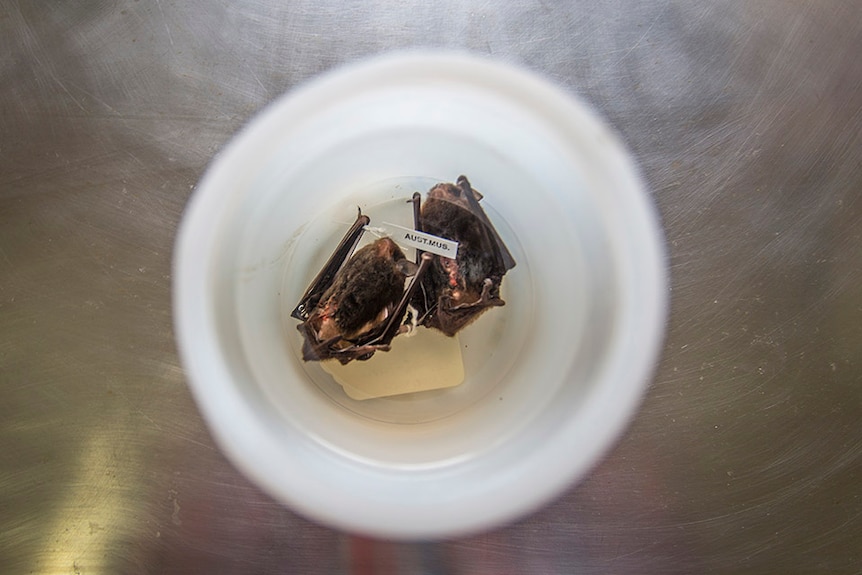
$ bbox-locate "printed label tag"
[367,222,458,259]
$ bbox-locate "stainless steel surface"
[2,1,861,572]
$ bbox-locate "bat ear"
[396,259,419,277]
[456,175,483,201]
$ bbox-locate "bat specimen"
[291,210,431,364]
[291,175,514,363]
[409,175,516,336]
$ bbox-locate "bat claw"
[336,343,392,364]
[480,278,493,301]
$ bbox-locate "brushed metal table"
[2,1,861,573]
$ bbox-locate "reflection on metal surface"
[2,0,862,572]
[34,432,135,575]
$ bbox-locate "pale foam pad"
[320,329,465,400]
